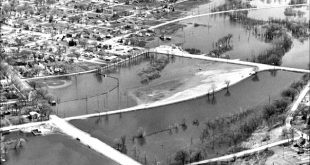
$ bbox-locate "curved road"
[149,4,309,29]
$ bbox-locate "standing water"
[70,71,304,164]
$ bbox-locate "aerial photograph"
[0,0,309,164]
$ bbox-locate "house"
[29,111,40,120]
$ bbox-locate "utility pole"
[97,95,100,111]
[85,96,88,114]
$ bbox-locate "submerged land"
[0,0,310,164]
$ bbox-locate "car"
[48,99,56,106]
[32,129,42,136]
[297,148,304,154]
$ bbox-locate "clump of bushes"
[138,56,169,84]
[252,24,293,65]
[185,48,202,54]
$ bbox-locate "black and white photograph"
[0,0,309,164]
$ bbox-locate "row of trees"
[172,109,262,164]
[207,34,233,58]
[268,18,309,39]
[172,73,310,164]
[211,0,252,12]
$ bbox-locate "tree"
[225,80,231,96]
[262,104,276,120]
[290,81,304,92]
[33,64,42,76]
[39,103,53,120]
[211,84,216,97]
[273,99,289,114]
[281,88,298,101]
[36,88,49,100]
[113,136,127,154]
[190,150,203,162]
[174,150,189,165]
[225,80,230,90]
[252,73,259,82]
[30,91,40,105]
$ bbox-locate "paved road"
[21,69,98,81]
[151,46,310,74]
[149,3,309,29]
[189,137,300,165]
[0,120,50,132]
[286,82,310,138]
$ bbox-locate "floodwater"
[147,2,309,69]
[282,38,310,69]
[248,0,310,21]
[146,14,272,61]
[45,55,248,117]
[71,71,304,164]
[4,133,119,165]
[11,1,309,164]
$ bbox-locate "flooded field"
[70,71,303,164]
[40,54,252,117]
[146,4,309,69]
[4,133,119,165]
